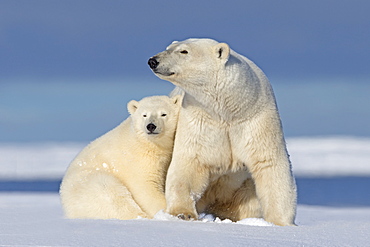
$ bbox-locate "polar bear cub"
[148,38,297,226]
[60,95,182,220]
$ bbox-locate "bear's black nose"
[148,57,159,69]
[146,123,157,132]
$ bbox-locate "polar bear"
[148,38,297,226]
[59,95,182,220]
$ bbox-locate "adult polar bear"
[148,38,297,226]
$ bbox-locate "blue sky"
[1,0,369,79]
[0,0,369,142]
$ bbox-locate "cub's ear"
[127,100,139,114]
[171,94,183,106]
[214,43,230,63]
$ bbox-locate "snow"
[1,193,369,246]
[153,210,275,226]
[2,136,370,180]
[0,142,84,180]
[288,136,370,177]
[1,136,370,246]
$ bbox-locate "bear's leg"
[230,116,297,226]
[127,176,167,218]
[165,109,231,220]
[165,155,211,220]
[61,172,147,220]
[198,173,262,221]
[211,178,263,221]
[251,163,296,226]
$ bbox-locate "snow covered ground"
[1,193,369,246]
[0,136,370,246]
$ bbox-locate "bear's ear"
[167,41,178,50]
[171,94,183,106]
[214,43,230,63]
[127,100,139,114]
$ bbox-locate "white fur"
[59,95,182,220]
[149,38,297,226]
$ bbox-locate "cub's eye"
[180,50,188,54]
[143,114,147,117]
[161,114,167,117]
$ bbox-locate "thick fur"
[60,95,182,220]
[149,38,297,226]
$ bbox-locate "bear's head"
[148,38,230,90]
[127,95,182,144]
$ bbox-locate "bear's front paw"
[177,213,197,221]
[166,207,198,221]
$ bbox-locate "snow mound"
[153,210,183,221]
[236,217,275,226]
[153,211,274,226]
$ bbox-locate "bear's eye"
[180,50,188,54]
[161,113,167,117]
[143,114,147,117]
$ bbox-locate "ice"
[288,136,370,177]
[2,137,370,180]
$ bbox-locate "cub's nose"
[146,123,157,132]
[148,57,159,69]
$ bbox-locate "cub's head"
[127,95,182,144]
[147,38,230,89]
